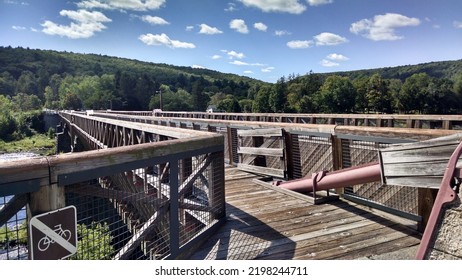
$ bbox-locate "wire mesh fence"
[341,137,419,216]
[291,133,333,179]
[63,151,224,260]
[0,195,28,260]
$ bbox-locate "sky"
[1,0,461,83]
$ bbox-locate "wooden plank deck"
[189,166,422,260]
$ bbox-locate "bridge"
[1,110,461,260]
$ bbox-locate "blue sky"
[1,0,461,82]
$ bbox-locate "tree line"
[247,71,462,115]
[1,46,461,116]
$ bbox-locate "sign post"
[29,205,78,260]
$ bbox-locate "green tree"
[0,71,17,96]
[15,70,38,97]
[352,76,369,112]
[286,82,303,112]
[270,76,287,112]
[61,92,82,110]
[424,78,455,114]
[0,96,17,140]
[12,93,42,111]
[217,96,241,112]
[366,74,392,113]
[252,85,273,113]
[71,222,114,260]
[191,77,209,111]
[149,86,194,111]
[238,99,253,112]
[398,73,431,113]
[388,79,403,113]
[317,75,357,113]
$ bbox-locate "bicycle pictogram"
[37,224,72,252]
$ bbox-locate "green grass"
[0,134,56,156]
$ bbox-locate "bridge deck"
[189,166,421,260]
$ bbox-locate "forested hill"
[1,46,461,115]
[326,59,462,81]
[0,46,267,111]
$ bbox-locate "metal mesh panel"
[294,134,333,178]
[342,138,418,215]
[215,126,230,163]
[177,154,224,247]
[65,167,170,260]
[0,195,28,260]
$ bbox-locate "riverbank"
[0,134,56,156]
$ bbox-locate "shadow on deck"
[189,167,421,260]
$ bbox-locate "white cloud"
[30,27,39,32]
[139,33,196,49]
[287,40,313,49]
[226,50,245,59]
[230,60,264,67]
[230,19,249,34]
[254,22,268,32]
[350,13,421,41]
[239,0,306,14]
[314,32,348,46]
[199,24,223,35]
[230,60,249,66]
[12,25,26,30]
[225,2,238,12]
[320,59,339,67]
[41,9,111,39]
[275,30,291,36]
[185,25,194,31]
[77,0,166,11]
[192,65,205,69]
[244,70,253,74]
[261,66,275,72]
[307,0,333,6]
[212,55,222,59]
[141,15,169,25]
[454,21,462,29]
[327,53,349,61]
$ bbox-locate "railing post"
[418,188,438,232]
[283,130,294,180]
[27,183,66,259]
[331,135,344,196]
[209,151,225,220]
[168,160,180,258]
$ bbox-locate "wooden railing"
[94,111,458,231]
[149,111,462,130]
[0,111,225,260]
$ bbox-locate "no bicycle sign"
[29,205,78,260]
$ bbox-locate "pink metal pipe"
[275,162,382,193]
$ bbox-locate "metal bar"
[415,141,461,259]
[168,160,180,258]
[275,161,381,193]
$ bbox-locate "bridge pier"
[56,123,85,153]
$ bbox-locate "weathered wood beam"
[112,206,167,260]
[0,194,28,227]
[237,147,284,157]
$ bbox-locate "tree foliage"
[0,46,461,115]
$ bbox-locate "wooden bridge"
[1,110,460,260]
